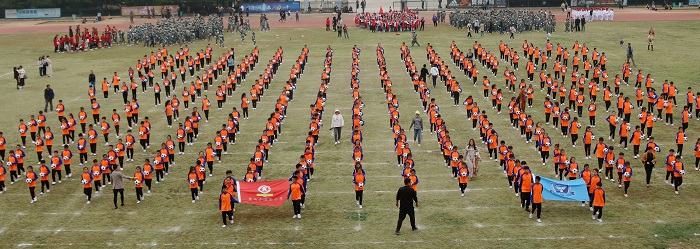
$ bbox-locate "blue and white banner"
[534,175,590,202]
[5,8,61,19]
[242,2,301,13]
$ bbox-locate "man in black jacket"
[420,64,429,82]
[395,178,418,235]
[44,84,55,113]
[89,70,96,87]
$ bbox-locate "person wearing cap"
[331,109,344,145]
[409,111,423,146]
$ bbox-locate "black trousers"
[292,199,302,215]
[222,210,233,224]
[113,188,124,207]
[593,206,603,219]
[396,208,416,232]
[136,187,143,201]
[191,188,198,200]
[531,203,542,218]
[84,188,92,201]
[520,192,531,210]
[644,163,654,185]
[355,190,363,205]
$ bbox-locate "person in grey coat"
[111,166,134,209]
[331,109,344,145]
[626,43,636,67]
[408,111,423,146]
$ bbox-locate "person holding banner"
[588,169,601,210]
[288,175,305,219]
[530,176,543,223]
[591,181,605,222]
[519,164,533,212]
[219,185,238,227]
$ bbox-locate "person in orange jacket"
[25,165,39,203]
[591,181,605,222]
[353,167,365,209]
[187,166,200,203]
[219,185,238,227]
[530,176,543,223]
[673,160,685,194]
[80,166,93,204]
[289,175,305,219]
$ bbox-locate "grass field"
[1,18,700,248]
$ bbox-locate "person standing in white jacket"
[331,109,344,145]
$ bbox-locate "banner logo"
[257,185,273,197]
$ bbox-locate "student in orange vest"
[219,185,238,227]
[673,160,685,194]
[24,165,38,203]
[133,165,145,203]
[38,160,51,195]
[530,176,543,223]
[519,164,534,211]
[353,167,365,209]
[289,175,305,219]
[591,181,605,222]
[621,161,633,197]
[187,166,200,203]
[457,160,470,197]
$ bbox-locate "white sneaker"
[209,174,212,177]
[597,219,603,222]
[222,224,227,228]
[292,215,298,219]
[461,193,465,197]
[230,219,234,224]
[196,196,199,200]
[52,182,56,185]
[589,207,593,211]
[192,200,196,203]
[592,215,596,220]
[581,203,585,207]
[297,214,301,219]
[624,194,628,197]
[137,200,140,204]
[529,213,533,219]
[537,219,542,223]
[675,191,679,195]
[86,201,90,204]
[147,190,151,194]
[359,205,362,209]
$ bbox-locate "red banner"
[237,180,289,206]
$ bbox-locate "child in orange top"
[289,175,305,219]
[530,176,543,222]
[353,168,365,209]
[591,181,605,222]
[188,166,199,203]
[38,160,51,194]
[219,185,238,227]
[457,161,470,197]
[81,166,93,204]
[25,166,39,203]
[133,166,144,203]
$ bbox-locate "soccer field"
[1,14,700,248]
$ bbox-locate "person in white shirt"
[430,65,439,88]
[331,109,344,145]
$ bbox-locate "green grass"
[0,20,700,248]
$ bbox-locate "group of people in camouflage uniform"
[448,9,556,35]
